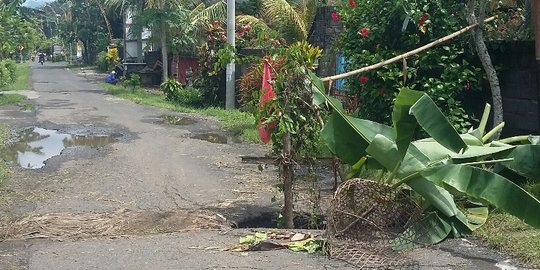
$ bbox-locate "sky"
[22,0,55,9]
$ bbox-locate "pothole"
[1,127,118,169]
[191,133,241,144]
[236,211,325,229]
[0,209,230,241]
[159,115,196,125]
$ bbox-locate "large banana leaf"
[366,135,466,221]
[321,113,393,165]
[390,212,451,251]
[499,145,540,179]
[420,164,540,228]
[392,88,424,161]
[312,71,394,165]
[410,95,467,153]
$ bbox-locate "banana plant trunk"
[160,21,168,82]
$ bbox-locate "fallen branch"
[321,16,495,82]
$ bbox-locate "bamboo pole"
[321,16,496,82]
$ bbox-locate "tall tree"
[236,0,319,44]
[0,1,42,59]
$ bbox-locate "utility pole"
[225,0,235,109]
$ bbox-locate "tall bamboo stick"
[321,16,496,82]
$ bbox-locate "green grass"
[475,212,540,268]
[0,94,26,106]
[0,123,8,183]
[103,84,259,143]
[0,63,30,91]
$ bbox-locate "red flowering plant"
[336,0,483,132]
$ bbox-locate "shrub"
[96,51,108,72]
[122,74,141,90]
[0,64,11,87]
[176,86,203,107]
[2,60,17,84]
[160,78,203,106]
[337,0,482,133]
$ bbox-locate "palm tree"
[237,0,320,44]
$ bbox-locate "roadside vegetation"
[0,63,30,91]
[475,212,540,267]
[0,62,29,106]
[0,123,8,184]
[102,83,259,143]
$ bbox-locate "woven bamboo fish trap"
[326,179,434,269]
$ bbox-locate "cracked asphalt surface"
[0,62,533,270]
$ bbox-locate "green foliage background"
[337,0,482,133]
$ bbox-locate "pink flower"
[359,76,369,84]
[359,27,369,38]
[379,88,385,96]
[349,0,356,7]
[418,13,429,26]
[331,11,340,22]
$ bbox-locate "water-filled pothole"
[1,127,118,169]
[160,115,196,125]
[191,133,241,144]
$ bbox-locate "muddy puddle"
[1,127,117,169]
[159,115,196,125]
[191,133,241,144]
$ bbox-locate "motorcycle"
[38,57,44,65]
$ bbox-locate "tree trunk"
[533,0,540,135]
[282,131,294,229]
[160,21,168,82]
[95,0,113,43]
[136,5,143,63]
[137,32,143,62]
[466,0,503,139]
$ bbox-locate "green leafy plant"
[337,0,482,132]
[312,73,540,245]
[160,78,203,107]
[122,74,141,90]
[96,51,109,72]
[0,64,11,87]
[2,60,17,84]
[161,78,183,102]
[253,41,324,228]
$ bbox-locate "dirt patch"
[0,209,230,241]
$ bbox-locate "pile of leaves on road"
[225,231,324,253]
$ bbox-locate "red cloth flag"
[258,61,276,144]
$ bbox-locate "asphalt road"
[0,62,533,270]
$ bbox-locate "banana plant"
[309,72,540,247]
